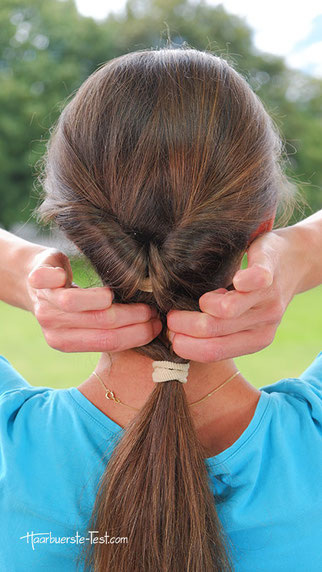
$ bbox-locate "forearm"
[291,209,322,294]
[0,229,46,311]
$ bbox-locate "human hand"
[27,249,162,352]
[167,227,303,363]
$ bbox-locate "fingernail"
[233,271,243,286]
[168,330,175,343]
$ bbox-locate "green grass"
[0,257,321,389]
[234,285,322,386]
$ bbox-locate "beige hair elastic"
[152,361,190,384]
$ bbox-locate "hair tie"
[152,361,190,384]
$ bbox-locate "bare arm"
[0,229,45,311]
[290,209,322,294]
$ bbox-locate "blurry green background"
[0,0,321,387]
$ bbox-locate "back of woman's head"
[37,47,295,571]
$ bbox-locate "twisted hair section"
[36,47,298,571]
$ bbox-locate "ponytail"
[80,361,233,571]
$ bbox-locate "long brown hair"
[36,47,297,571]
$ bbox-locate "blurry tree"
[0,0,321,228]
[0,0,113,227]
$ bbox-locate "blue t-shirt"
[0,352,321,571]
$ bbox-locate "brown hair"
[36,47,297,571]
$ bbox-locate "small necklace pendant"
[105,389,121,404]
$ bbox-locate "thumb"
[233,239,274,292]
[28,250,74,289]
[28,266,69,289]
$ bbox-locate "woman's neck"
[77,350,261,457]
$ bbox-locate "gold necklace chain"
[92,369,241,411]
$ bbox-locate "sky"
[74,0,322,78]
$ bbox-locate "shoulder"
[0,356,59,443]
[0,355,32,394]
[0,354,55,409]
[0,355,53,420]
[260,351,322,426]
[253,351,322,481]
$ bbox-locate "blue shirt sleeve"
[0,357,53,471]
[0,356,91,570]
